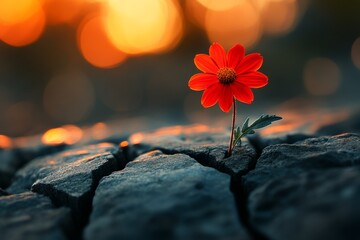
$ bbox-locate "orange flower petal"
[236,72,268,88]
[231,81,254,104]
[201,83,222,108]
[194,54,219,73]
[218,85,233,112]
[188,73,219,91]
[227,44,245,69]
[209,42,226,68]
[236,53,263,74]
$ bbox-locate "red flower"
[188,43,268,112]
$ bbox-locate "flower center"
[217,67,236,84]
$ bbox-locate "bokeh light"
[41,127,68,145]
[129,133,144,144]
[77,14,127,68]
[42,0,84,25]
[2,0,356,140]
[204,0,262,49]
[0,0,306,62]
[256,0,299,35]
[41,124,83,145]
[120,140,129,148]
[91,122,109,140]
[196,0,240,11]
[43,71,95,122]
[0,135,13,149]
[103,0,184,54]
[303,58,341,96]
[62,125,83,144]
[0,6,45,47]
[0,0,42,25]
[185,0,207,28]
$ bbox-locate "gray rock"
[247,133,316,152]
[85,151,250,240]
[0,144,67,188]
[7,143,125,220]
[0,192,73,240]
[129,125,257,177]
[244,133,360,191]
[241,133,360,240]
[0,150,19,188]
[247,167,360,240]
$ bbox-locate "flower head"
[188,43,268,112]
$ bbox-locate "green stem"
[227,98,236,157]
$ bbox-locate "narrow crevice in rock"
[10,143,131,240]
[129,145,266,240]
[74,150,129,240]
[128,143,255,177]
[126,144,214,169]
[85,151,251,240]
[231,176,269,240]
[228,142,268,240]
[0,145,67,189]
[126,139,267,240]
[246,135,264,157]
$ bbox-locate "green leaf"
[232,126,242,147]
[247,129,255,135]
[249,115,282,130]
[233,126,240,139]
[241,117,250,132]
[233,137,242,147]
[232,115,282,152]
[235,138,242,147]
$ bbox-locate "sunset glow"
[257,0,299,35]
[42,0,84,25]
[0,0,42,25]
[41,125,83,145]
[205,1,262,48]
[120,141,129,148]
[0,0,304,67]
[0,6,45,46]
[91,122,109,140]
[0,135,13,149]
[78,15,127,68]
[103,0,183,55]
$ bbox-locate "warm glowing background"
[0,0,359,141]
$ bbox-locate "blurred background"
[0,0,359,141]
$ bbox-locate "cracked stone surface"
[0,143,67,189]
[0,192,73,240]
[0,149,19,188]
[1,119,360,240]
[85,151,250,240]
[7,143,125,220]
[128,125,258,176]
[242,133,360,240]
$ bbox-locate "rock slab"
[7,143,125,220]
[85,151,250,240]
[0,192,73,240]
[242,133,360,240]
[129,125,257,176]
